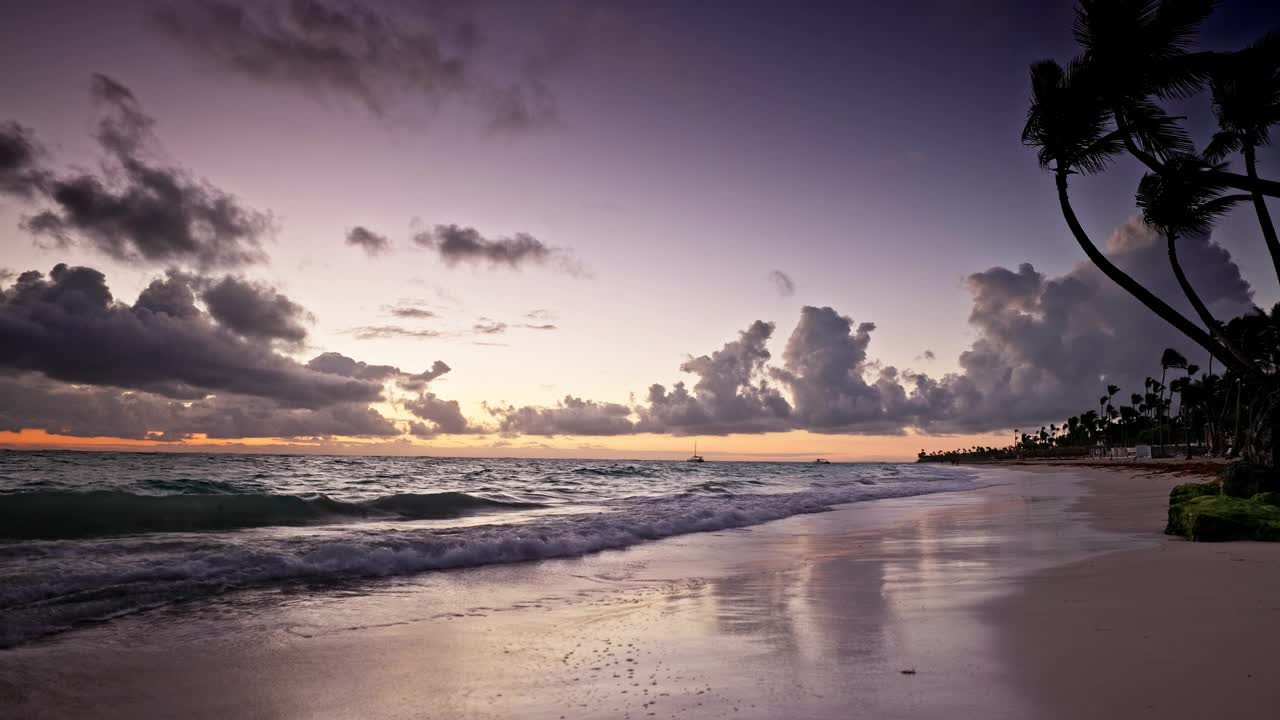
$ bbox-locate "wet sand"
[1,466,1277,719]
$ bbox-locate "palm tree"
[1073,0,1280,197]
[1135,153,1258,373]
[1022,59,1243,371]
[1159,348,1188,451]
[1205,32,1280,283]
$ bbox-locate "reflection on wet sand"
[0,469,1149,720]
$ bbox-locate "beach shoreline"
[2,465,1277,719]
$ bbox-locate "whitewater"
[0,451,983,647]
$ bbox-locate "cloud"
[473,318,507,335]
[199,275,311,345]
[0,372,400,441]
[487,217,1257,437]
[0,264,379,408]
[306,352,449,392]
[154,0,557,131]
[413,224,585,274]
[17,75,270,270]
[490,396,636,437]
[0,264,469,442]
[405,392,475,435]
[921,350,936,361]
[520,323,558,331]
[387,305,437,319]
[635,320,792,435]
[525,308,555,320]
[0,122,47,199]
[345,325,443,340]
[768,269,795,296]
[345,226,391,256]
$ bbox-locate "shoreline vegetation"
[924,0,1280,544]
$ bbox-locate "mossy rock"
[1169,481,1219,506]
[1166,495,1280,542]
[1218,463,1280,498]
[1252,492,1280,507]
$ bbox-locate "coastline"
[1,465,1276,719]
[989,465,1280,719]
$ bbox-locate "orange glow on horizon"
[0,428,1013,462]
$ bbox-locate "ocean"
[0,451,981,648]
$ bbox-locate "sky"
[1,0,1277,461]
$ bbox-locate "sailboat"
[687,440,705,463]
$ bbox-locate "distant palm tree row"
[920,316,1278,464]
[1018,0,1280,467]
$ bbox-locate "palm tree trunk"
[1166,231,1259,373]
[1244,145,1280,286]
[1055,171,1253,376]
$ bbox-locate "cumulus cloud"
[0,264,377,408]
[199,275,311,345]
[345,226,391,256]
[0,264,468,442]
[405,392,475,436]
[154,0,556,132]
[768,269,795,296]
[413,224,585,274]
[0,372,399,441]
[635,320,792,435]
[491,396,635,437]
[18,75,271,270]
[487,217,1257,437]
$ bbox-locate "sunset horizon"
[4,2,1280,718]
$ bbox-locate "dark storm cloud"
[0,372,400,441]
[199,275,311,345]
[768,270,795,297]
[0,264,379,408]
[0,122,47,199]
[345,226,391,256]
[488,218,1257,437]
[490,396,635,437]
[19,75,270,269]
[154,0,556,131]
[413,224,585,275]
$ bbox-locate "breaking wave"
[0,491,546,540]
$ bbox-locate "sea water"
[0,451,980,647]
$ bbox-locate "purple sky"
[1,0,1277,458]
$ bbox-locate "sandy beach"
[2,465,1278,719]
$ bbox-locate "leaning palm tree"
[1023,58,1247,373]
[1205,32,1280,284]
[1135,153,1258,372]
[1073,0,1280,197]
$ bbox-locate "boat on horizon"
[687,441,705,463]
[814,458,830,464]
